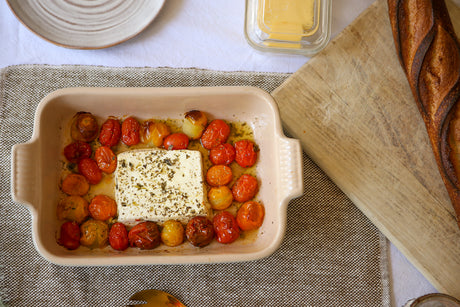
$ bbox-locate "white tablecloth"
[0,1,439,306]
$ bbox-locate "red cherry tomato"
[63,141,92,164]
[163,133,189,150]
[99,118,121,147]
[209,143,235,165]
[109,222,129,251]
[128,221,161,250]
[236,201,265,231]
[185,216,214,247]
[78,158,103,185]
[95,146,117,174]
[234,140,258,168]
[201,119,230,150]
[121,117,140,146]
[89,195,117,221]
[58,221,81,250]
[213,211,240,244]
[232,174,258,203]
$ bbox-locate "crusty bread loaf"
[388,0,460,229]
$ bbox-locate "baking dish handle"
[278,136,304,202]
[11,141,39,210]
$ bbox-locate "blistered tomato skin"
[58,221,81,250]
[89,195,117,221]
[206,165,233,187]
[80,219,109,249]
[140,121,171,147]
[236,201,265,231]
[128,221,161,250]
[121,117,141,146]
[57,195,89,224]
[185,216,214,247]
[201,119,231,149]
[163,133,189,150]
[61,173,89,196]
[234,140,258,168]
[95,146,117,174]
[71,112,99,142]
[64,141,92,164]
[209,143,236,165]
[109,222,129,251]
[99,118,121,147]
[232,174,259,203]
[213,211,240,244]
[78,158,103,185]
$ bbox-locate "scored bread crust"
[388,0,460,229]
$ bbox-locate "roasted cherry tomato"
[208,186,233,210]
[71,112,98,142]
[200,119,230,150]
[128,221,161,250]
[234,140,258,168]
[163,132,189,150]
[109,222,129,251]
[95,146,117,174]
[185,216,214,247]
[121,117,140,146]
[78,158,103,185]
[232,174,258,203]
[161,220,185,247]
[61,173,89,196]
[80,219,109,249]
[57,195,89,224]
[99,118,121,147]
[89,195,117,221]
[63,141,92,164]
[140,120,171,147]
[58,221,81,250]
[236,201,265,231]
[213,211,239,244]
[183,110,207,140]
[206,165,233,187]
[209,143,236,165]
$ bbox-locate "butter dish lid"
[244,0,331,56]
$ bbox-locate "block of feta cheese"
[115,149,210,226]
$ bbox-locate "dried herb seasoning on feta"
[115,149,210,226]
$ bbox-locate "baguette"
[388,0,460,229]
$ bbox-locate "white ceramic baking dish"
[11,86,303,266]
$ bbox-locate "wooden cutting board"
[272,0,460,298]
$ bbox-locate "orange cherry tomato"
[208,186,233,210]
[201,119,230,150]
[121,117,140,146]
[232,174,258,202]
[58,221,81,250]
[63,141,92,164]
[70,112,98,142]
[95,146,117,174]
[78,158,102,185]
[99,118,121,147]
[213,211,239,244]
[234,140,258,168]
[109,222,129,251]
[57,195,89,224]
[163,132,189,150]
[89,195,117,221]
[61,173,89,196]
[236,201,265,231]
[206,165,233,187]
[209,143,235,165]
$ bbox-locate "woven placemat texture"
[0,65,390,307]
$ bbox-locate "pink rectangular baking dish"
[11,86,303,266]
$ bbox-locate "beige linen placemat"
[0,65,390,307]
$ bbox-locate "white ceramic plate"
[6,0,165,49]
[11,86,303,266]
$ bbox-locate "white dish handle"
[11,141,39,210]
[278,136,304,202]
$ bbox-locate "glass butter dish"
[245,0,331,56]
